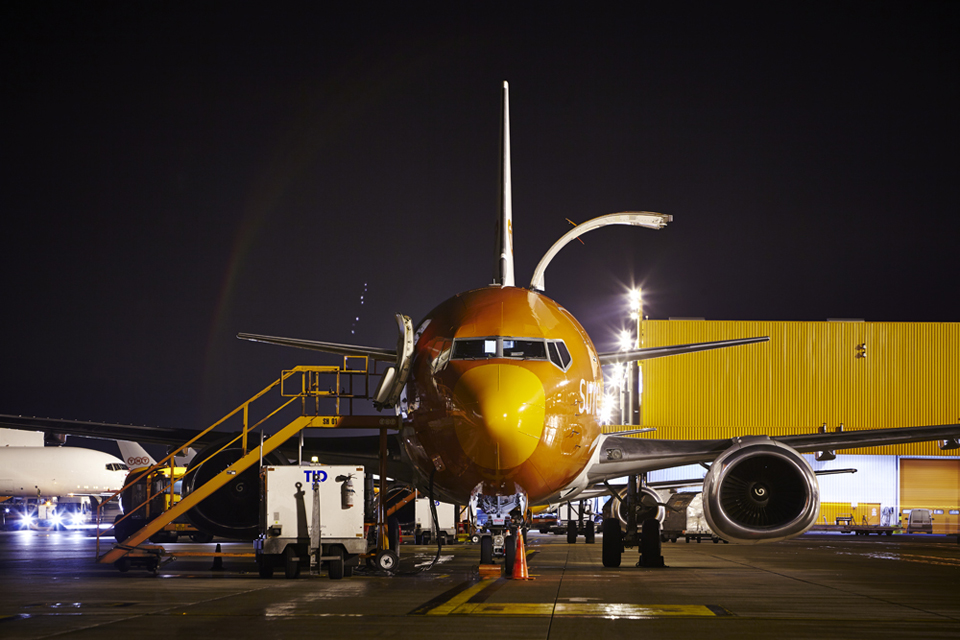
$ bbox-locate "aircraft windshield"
[502,339,546,359]
[451,337,562,363]
[452,339,499,359]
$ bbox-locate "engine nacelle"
[603,485,665,530]
[703,436,819,544]
[182,437,285,540]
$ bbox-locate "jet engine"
[604,485,665,530]
[702,436,819,544]
[181,437,285,540]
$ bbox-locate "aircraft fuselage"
[400,286,604,506]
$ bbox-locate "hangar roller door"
[900,459,960,534]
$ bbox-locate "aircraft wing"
[236,333,396,361]
[598,336,769,365]
[0,413,413,482]
[590,422,960,483]
[0,414,218,447]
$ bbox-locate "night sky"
[2,4,957,438]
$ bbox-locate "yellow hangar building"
[630,319,960,534]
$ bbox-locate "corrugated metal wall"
[637,320,960,456]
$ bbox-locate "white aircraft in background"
[0,428,128,499]
[1,428,128,529]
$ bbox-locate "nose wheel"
[480,535,494,564]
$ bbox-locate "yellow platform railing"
[96,360,382,564]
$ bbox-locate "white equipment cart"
[255,465,365,579]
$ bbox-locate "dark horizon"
[2,3,957,435]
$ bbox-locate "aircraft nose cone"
[453,364,545,469]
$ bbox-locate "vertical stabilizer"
[494,81,515,287]
[117,441,156,469]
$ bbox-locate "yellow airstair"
[96,360,393,571]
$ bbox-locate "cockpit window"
[451,337,559,363]
[106,463,129,471]
[452,338,498,359]
[502,339,547,359]
[547,340,572,371]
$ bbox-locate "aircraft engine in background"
[181,437,285,540]
[702,436,819,544]
[604,485,666,530]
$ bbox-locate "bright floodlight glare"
[619,329,633,351]
[22,514,34,528]
[51,513,63,528]
[608,363,625,388]
[627,289,642,311]
[598,394,615,425]
[71,512,85,526]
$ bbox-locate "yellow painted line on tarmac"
[430,601,726,618]
[424,578,500,616]
[554,603,722,618]
[451,602,555,616]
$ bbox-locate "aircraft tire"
[584,521,596,544]
[640,518,664,567]
[504,533,517,575]
[480,535,494,564]
[566,520,577,544]
[601,518,622,568]
[113,516,140,543]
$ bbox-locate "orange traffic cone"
[511,532,533,580]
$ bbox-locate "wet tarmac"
[1,529,959,639]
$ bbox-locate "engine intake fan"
[703,436,819,544]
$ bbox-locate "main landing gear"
[564,500,596,544]
[602,517,664,568]
[601,475,664,569]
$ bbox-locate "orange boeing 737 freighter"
[3,83,958,571]
[235,83,960,569]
